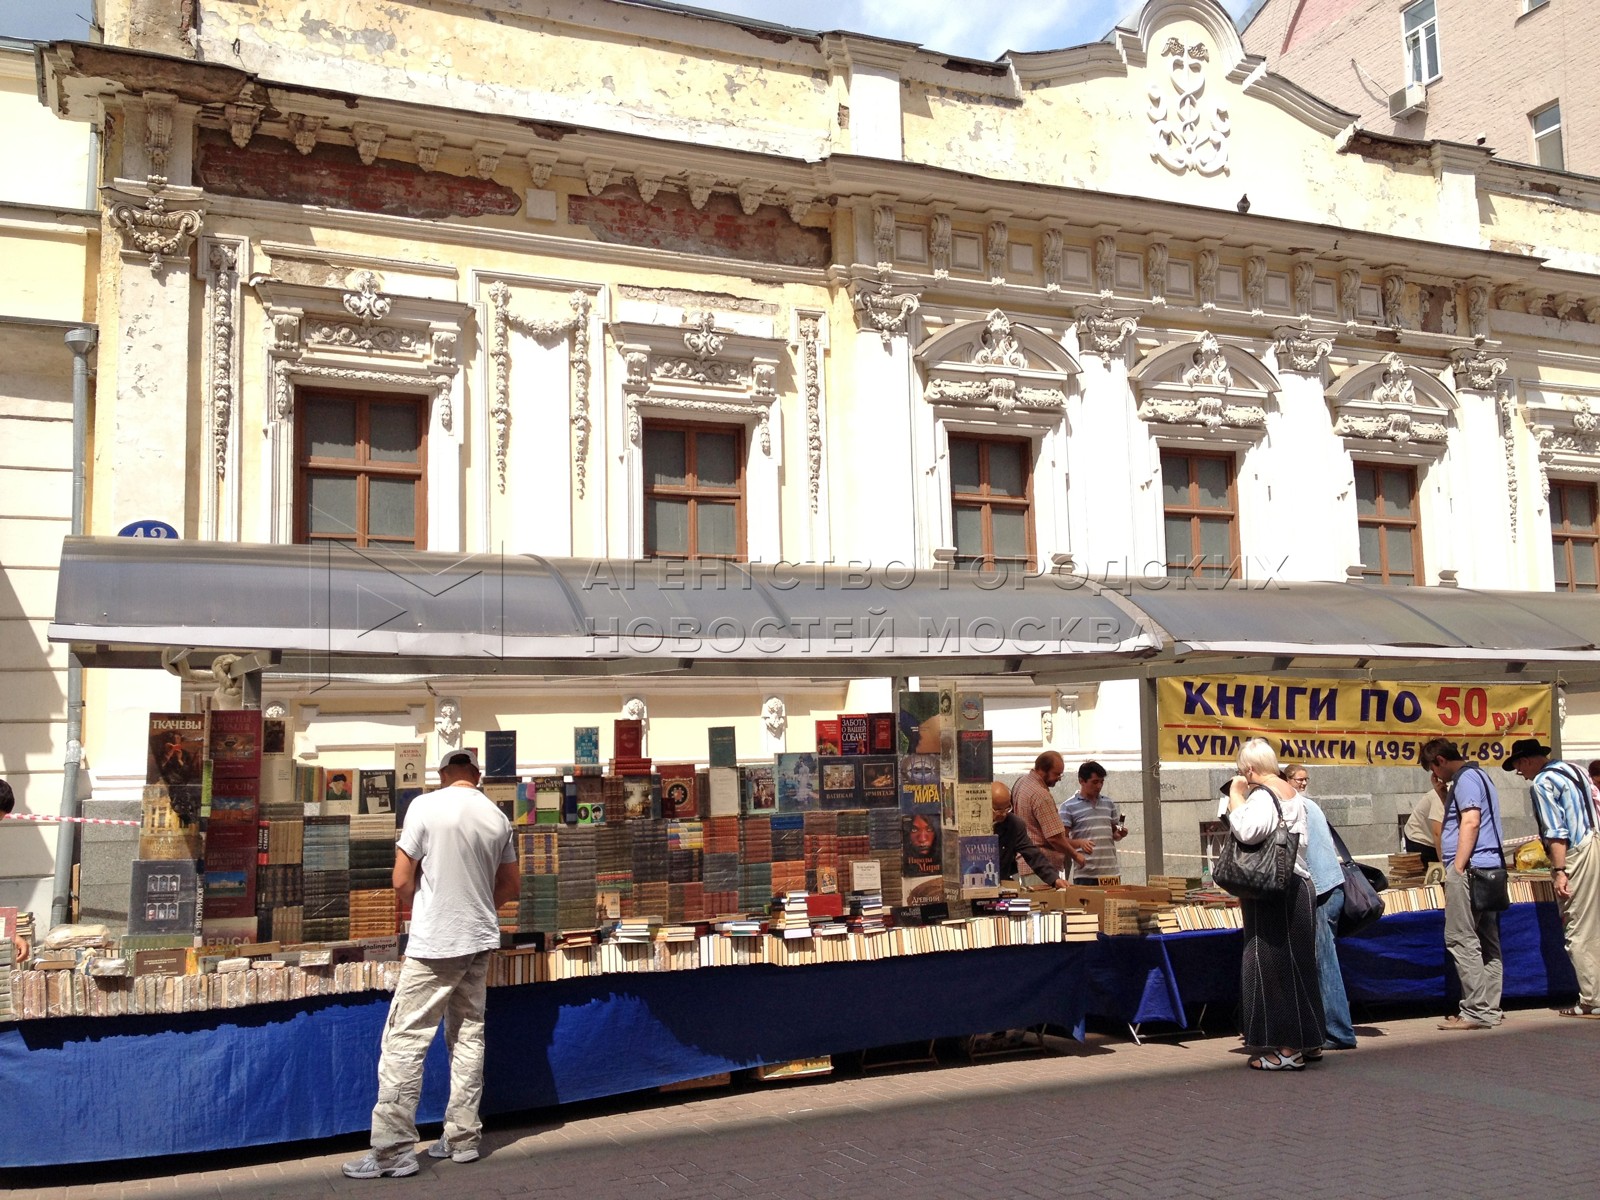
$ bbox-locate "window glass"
[369,403,420,463]
[1198,517,1231,564]
[696,432,740,489]
[1380,467,1415,517]
[1384,526,1414,574]
[646,498,689,556]
[1164,516,1191,568]
[696,502,738,556]
[949,438,981,493]
[1574,546,1598,588]
[1567,485,1594,530]
[307,397,356,460]
[368,479,415,538]
[1358,524,1381,571]
[307,476,357,535]
[1533,103,1565,171]
[987,443,1026,498]
[1196,458,1230,508]
[644,428,687,488]
[953,506,984,556]
[1354,468,1377,517]
[1553,543,1570,589]
[1161,460,1189,508]
[991,509,1027,558]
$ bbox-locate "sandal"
[1557,1006,1600,1019]
[1248,1051,1305,1071]
[1302,1047,1324,1062]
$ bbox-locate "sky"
[3,1,1260,57]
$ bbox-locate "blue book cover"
[485,730,518,780]
[574,726,600,766]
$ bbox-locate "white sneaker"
[427,1137,480,1164]
[342,1150,420,1179]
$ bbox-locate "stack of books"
[1387,852,1426,887]
[769,890,812,938]
[1061,910,1100,942]
[1101,897,1142,936]
[557,827,599,931]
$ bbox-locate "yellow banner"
[1156,676,1551,768]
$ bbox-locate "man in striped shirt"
[1058,761,1127,884]
[1503,738,1600,1018]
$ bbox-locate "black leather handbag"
[1329,826,1386,936]
[1213,787,1298,900]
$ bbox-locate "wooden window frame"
[1161,450,1239,579]
[1550,479,1599,593]
[1354,462,1423,586]
[293,387,429,550]
[641,418,748,561]
[948,433,1035,572]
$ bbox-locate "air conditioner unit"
[1389,82,1428,120]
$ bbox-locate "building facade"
[19,0,1600,909]
[1242,0,1595,175]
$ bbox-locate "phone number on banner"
[1367,738,1512,765]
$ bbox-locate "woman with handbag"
[1221,739,1325,1070]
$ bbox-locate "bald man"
[992,781,1067,889]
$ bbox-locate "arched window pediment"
[1326,352,1456,450]
[916,309,1079,416]
[1130,331,1280,432]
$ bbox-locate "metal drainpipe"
[52,326,98,930]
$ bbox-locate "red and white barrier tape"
[0,814,142,827]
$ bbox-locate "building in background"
[1242,0,1592,175]
[0,37,98,916]
[12,0,1600,918]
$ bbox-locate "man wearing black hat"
[1503,738,1600,1019]
[345,748,519,1179]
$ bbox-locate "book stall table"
[0,942,1092,1169]
[1077,900,1578,1034]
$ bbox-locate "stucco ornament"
[761,696,788,738]
[342,272,391,326]
[1148,39,1229,176]
[1147,242,1168,305]
[1076,305,1139,366]
[434,698,463,749]
[853,280,921,347]
[1273,318,1333,374]
[972,310,1028,368]
[799,316,824,513]
[109,192,202,273]
[1451,342,1508,393]
[622,696,648,724]
[684,312,725,360]
[488,281,593,495]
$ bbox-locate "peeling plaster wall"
[197,0,836,160]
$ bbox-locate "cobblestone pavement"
[9,1006,1599,1200]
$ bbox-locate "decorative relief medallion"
[1273,318,1333,374]
[1148,39,1229,176]
[853,280,921,347]
[1076,305,1139,366]
[1131,331,1278,433]
[109,192,203,273]
[683,312,725,360]
[971,310,1028,368]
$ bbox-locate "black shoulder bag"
[1213,786,1299,900]
[1446,765,1509,913]
[1328,825,1386,936]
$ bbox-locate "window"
[949,434,1034,570]
[1532,102,1565,171]
[1161,451,1237,579]
[1551,481,1599,592]
[1354,463,1422,585]
[642,421,745,559]
[1402,1,1440,85]
[295,389,427,548]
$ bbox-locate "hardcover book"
[620,775,658,821]
[957,692,985,730]
[818,757,861,809]
[899,754,942,813]
[958,835,1001,895]
[838,714,870,756]
[658,764,699,820]
[955,782,991,835]
[533,776,564,825]
[127,860,199,937]
[706,766,740,818]
[322,770,357,817]
[485,730,518,781]
[146,712,205,826]
[394,742,426,790]
[957,730,994,783]
[775,753,819,812]
[707,726,738,769]
[358,769,395,816]
[901,811,943,878]
[868,712,896,755]
[207,710,262,779]
[741,764,777,814]
[814,719,842,756]
[849,859,882,892]
[574,726,600,767]
[858,755,898,808]
[897,690,943,756]
[614,719,644,760]
[483,782,517,821]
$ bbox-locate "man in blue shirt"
[1420,738,1504,1031]
[1287,766,1356,1051]
[1503,738,1600,1018]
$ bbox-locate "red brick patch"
[569,186,830,268]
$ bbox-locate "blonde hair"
[1236,737,1280,778]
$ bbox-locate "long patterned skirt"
[1239,872,1325,1051]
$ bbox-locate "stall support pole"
[1139,674,1164,879]
[1549,680,1563,759]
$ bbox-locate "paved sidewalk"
[9,1008,1599,1200]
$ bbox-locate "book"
[658,764,699,820]
[869,712,896,755]
[814,719,842,756]
[958,835,1001,896]
[614,719,644,760]
[620,775,658,820]
[899,754,941,813]
[957,730,993,783]
[485,730,518,781]
[901,811,943,878]
[897,690,942,756]
[858,755,898,808]
[954,782,991,835]
[358,769,395,816]
[957,692,985,730]
[775,753,818,812]
[707,726,738,769]
[139,782,204,860]
[127,860,199,937]
[484,782,517,821]
[394,742,426,790]
[574,726,600,767]
[147,712,205,826]
[850,859,882,892]
[533,775,564,825]
[207,710,262,779]
[322,770,357,816]
[838,714,870,756]
[706,766,740,818]
[741,764,777,814]
[818,757,860,809]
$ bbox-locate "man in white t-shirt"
[345,748,518,1179]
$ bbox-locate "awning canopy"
[47,536,1600,685]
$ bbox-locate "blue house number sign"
[117,520,180,540]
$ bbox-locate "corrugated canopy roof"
[47,536,1600,685]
